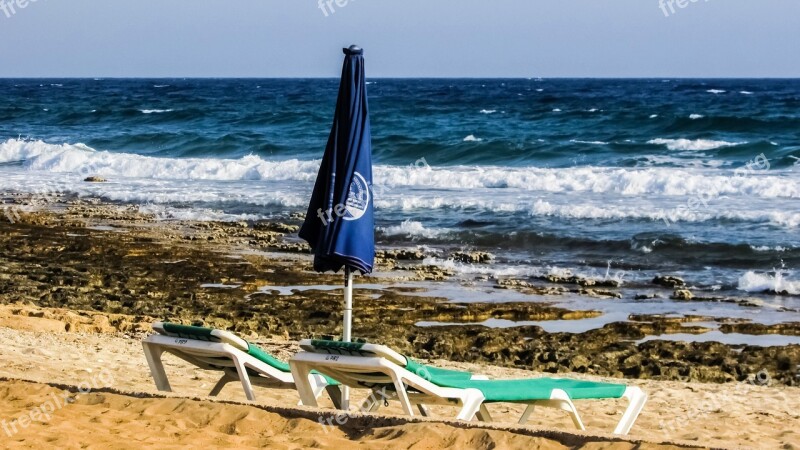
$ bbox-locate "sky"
[0,0,798,78]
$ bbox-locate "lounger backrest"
[299,339,407,367]
[153,322,249,352]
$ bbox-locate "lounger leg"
[455,389,484,421]
[209,373,234,397]
[393,379,415,416]
[326,385,343,410]
[231,356,256,401]
[142,342,172,392]
[360,391,382,413]
[475,404,493,422]
[518,404,535,425]
[416,404,431,417]
[613,386,648,435]
[289,361,320,407]
[549,390,586,431]
[309,374,329,400]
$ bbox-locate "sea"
[1,78,799,335]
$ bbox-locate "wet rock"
[377,249,426,261]
[672,289,694,300]
[83,176,108,183]
[720,322,800,336]
[4,203,800,387]
[253,222,299,234]
[543,274,620,288]
[450,251,493,264]
[653,275,685,288]
[495,278,533,289]
[579,288,622,299]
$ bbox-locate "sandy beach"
[0,302,798,449]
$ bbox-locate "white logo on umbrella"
[343,172,370,221]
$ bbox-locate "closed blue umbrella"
[299,44,375,354]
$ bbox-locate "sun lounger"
[142,322,340,406]
[289,339,646,434]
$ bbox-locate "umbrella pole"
[341,266,354,410]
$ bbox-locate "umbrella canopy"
[299,45,374,275]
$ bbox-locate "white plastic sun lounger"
[142,322,340,406]
[289,339,646,434]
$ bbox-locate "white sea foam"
[2,139,797,199]
[378,220,447,238]
[552,108,561,112]
[570,139,608,145]
[463,135,482,142]
[373,195,800,227]
[689,114,705,120]
[750,245,788,252]
[707,89,726,94]
[740,91,754,95]
[639,155,728,168]
[0,139,321,182]
[649,114,659,119]
[647,138,744,151]
[738,271,800,295]
[479,109,497,114]
[2,139,799,228]
[140,109,173,114]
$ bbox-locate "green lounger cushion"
[245,344,292,372]
[434,377,627,402]
[405,359,474,382]
[161,322,217,341]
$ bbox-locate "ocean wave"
[374,196,800,227]
[647,138,745,151]
[0,139,321,181]
[140,109,174,114]
[463,135,482,142]
[424,258,626,284]
[570,139,609,145]
[689,114,705,120]
[2,139,799,201]
[707,89,726,94]
[738,271,800,295]
[377,220,448,239]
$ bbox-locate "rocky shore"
[1,194,798,386]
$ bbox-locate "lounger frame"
[143,333,339,405]
[289,344,646,435]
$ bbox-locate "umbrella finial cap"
[344,45,363,55]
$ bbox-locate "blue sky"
[1,0,798,77]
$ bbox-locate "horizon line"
[2,76,800,80]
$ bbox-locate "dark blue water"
[1,78,799,296]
